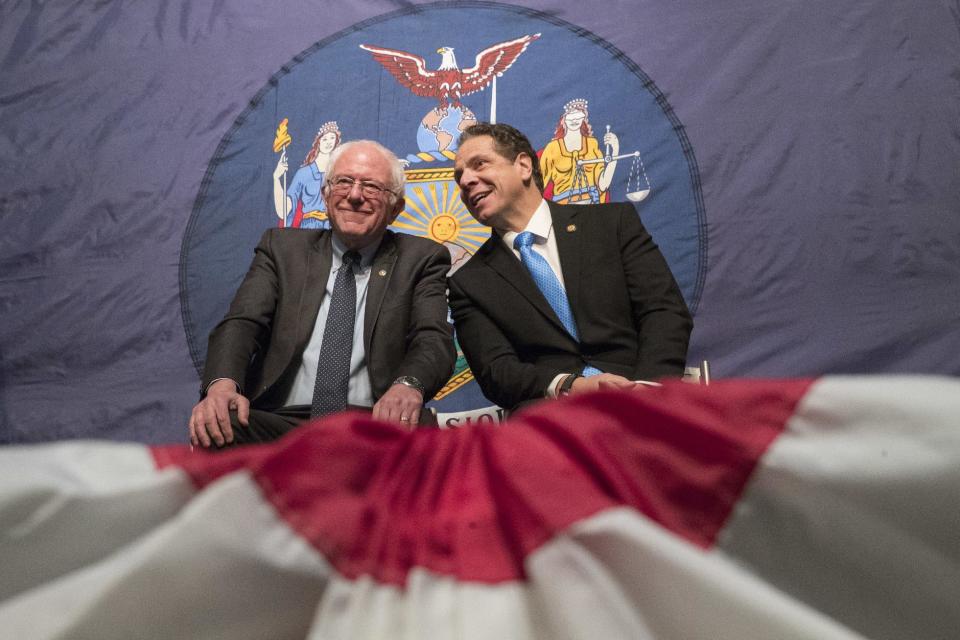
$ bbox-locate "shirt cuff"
[205,378,241,396]
[546,373,570,399]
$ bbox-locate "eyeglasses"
[328,175,397,200]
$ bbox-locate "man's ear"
[389,195,406,223]
[516,153,534,182]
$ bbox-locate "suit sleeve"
[201,230,279,395]
[448,274,561,410]
[618,206,693,379]
[395,243,456,400]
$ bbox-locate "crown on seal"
[317,121,340,136]
[563,98,589,114]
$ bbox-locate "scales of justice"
[572,125,652,204]
[478,73,653,205]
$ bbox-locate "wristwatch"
[392,375,425,395]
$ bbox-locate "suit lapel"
[297,232,333,350]
[481,230,568,335]
[549,202,583,315]
[364,231,398,353]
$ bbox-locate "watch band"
[392,375,425,395]
[558,373,580,396]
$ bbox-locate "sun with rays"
[389,167,490,254]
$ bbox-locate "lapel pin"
[378,269,387,277]
[566,224,577,232]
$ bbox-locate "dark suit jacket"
[202,228,455,409]
[448,201,692,410]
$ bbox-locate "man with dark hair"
[457,122,547,192]
[190,140,456,447]
[449,123,692,411]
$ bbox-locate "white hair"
[324,139,406,199]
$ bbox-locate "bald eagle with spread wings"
[359,34,541,110]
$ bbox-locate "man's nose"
[346,180,365,202]
[457,170,476,191]
[457,179,471,203]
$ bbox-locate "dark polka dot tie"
[311,250,360,417]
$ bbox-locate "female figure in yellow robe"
[539,99,620,204]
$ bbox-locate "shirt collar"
[502,199,553,250]
[332,233,379,269]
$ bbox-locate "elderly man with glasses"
[190,140,455,447]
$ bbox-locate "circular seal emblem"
[181,2,706,425]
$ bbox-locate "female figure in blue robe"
[272,121,341,228]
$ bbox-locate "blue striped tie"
[514,231,601,377]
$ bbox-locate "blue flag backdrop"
[1,1,958,443]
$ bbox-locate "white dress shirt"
[500,198,567,288]
[501,199,579,397]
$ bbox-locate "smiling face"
[453,135,535,231]
[324,143,404,250]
